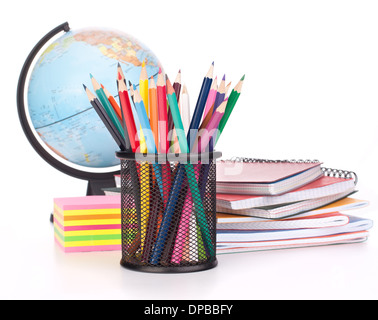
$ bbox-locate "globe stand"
[17,22,121,223]
[86,178,117,196]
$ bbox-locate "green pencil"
[90,74,125,139]
[216,74,245,144]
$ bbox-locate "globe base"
[86,178,117,196]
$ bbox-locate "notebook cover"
[216,175,353,202]
[216,161,321,183]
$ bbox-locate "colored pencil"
[129,79,147,153]
[198,99,227,152]
[171,163,207,264]
[187,62,214,150]
[156,69,171,207]
[212,74,226,113]
[148,76,159,152]
[90,74,125,140]
[128,80,135,103]
[117,70,140,152]
[225,81,232,96]
[165,77,187,152]
[133,87,152,252]
[139,60,149,117]
[101,84,122,121]
[133,85,164,194]
[202,76,217,119]
[170,183,193,264]
[173,69,182,103]
[139,159,150,252]
[141,186,163,262]
[181,84,190,135]
[216,75,245,143]
[172,70,182,153]
[83,85,127,151]
[133,86,158,153]
[156,68,169,153]
[166,70,181,152]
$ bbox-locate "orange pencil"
[149,76,159,152]
[101,84,122,121]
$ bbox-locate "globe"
[26,25,161,171]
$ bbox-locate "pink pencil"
[197,99,227,152]
[156,68,171,208]
[202,76,217,120]
[157,68,169,153]
[171,164,200,264]
[170,187,193,263]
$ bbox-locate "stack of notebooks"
[216,158,373,254]
[53,195,121,252]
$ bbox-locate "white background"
[1,0,378,299]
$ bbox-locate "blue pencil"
[133,85,157,153]
[133,86,165,195]
[187,62,214,150]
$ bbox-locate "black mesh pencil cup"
[116,151,222,273]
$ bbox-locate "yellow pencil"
[139,60,149,118]
[140,160,149,251]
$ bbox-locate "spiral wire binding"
[321,167,358,185]
[222,157,320,163]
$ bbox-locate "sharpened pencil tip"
[241,74,245,80]
[222,74,226,81]
[117,62,121,67]
[159,67,162,74]
[212,61,214,65]
[83,84,87,90]
[142,60,145,67]
[90,73,93,79]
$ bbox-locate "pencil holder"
[116,151,222,273]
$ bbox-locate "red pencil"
[117,64,140,152]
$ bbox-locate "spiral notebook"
[216,159,323,195]
[216,189,357,219]
[216,159,357,211]
[216,197,369,228]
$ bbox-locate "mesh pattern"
[119,157,217,272]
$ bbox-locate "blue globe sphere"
[27,27,161,169]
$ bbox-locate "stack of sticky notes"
[53,195,121,252]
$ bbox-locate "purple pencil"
[212,74,226,114]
